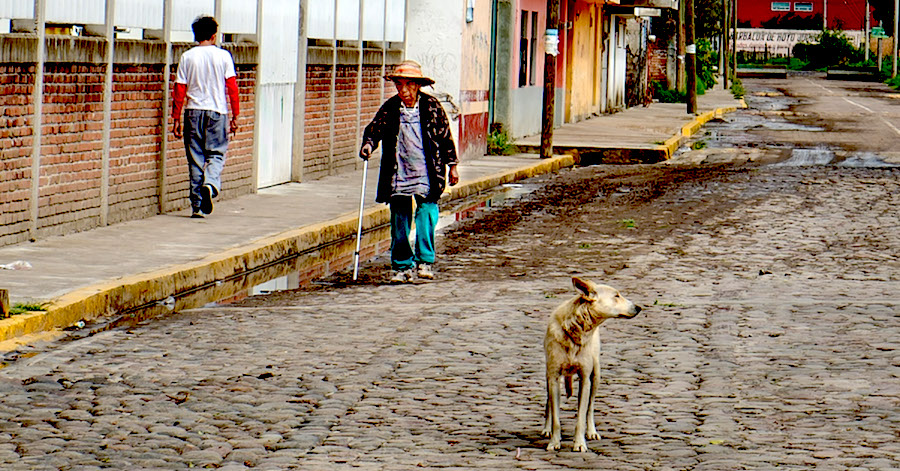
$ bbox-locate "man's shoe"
[390,269,413,284]
[200,184,214,215]
[191,210,205,219]
[417,263,434,280]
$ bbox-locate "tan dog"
[542,276,642,452]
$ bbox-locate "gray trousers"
[183,109,228,211]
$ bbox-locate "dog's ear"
[572,277,596,301]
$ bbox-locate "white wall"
[405,0,462,143]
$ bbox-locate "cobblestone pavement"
[1,160,899,470]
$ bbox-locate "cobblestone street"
[1,159,898,470]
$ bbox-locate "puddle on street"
[772,147,836,166]
[220,183,540,298]
[249,183,538,295]
[678,90,899,168]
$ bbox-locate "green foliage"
[793,29,864,69]
[730,77,745,99]
[618,219,636,228]
[4,302,48,318]
[651,39,718,102]
[695,39,719,93]
[652,81,686,103]
[486,128,517,156]
[886,74,900,90]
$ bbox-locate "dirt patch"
[439,163,754,282]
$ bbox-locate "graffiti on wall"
[736,28,864,56]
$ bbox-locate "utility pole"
[865,0,870,63]
[732,0,737,80]
[540,0,560,158]
[677,0,685,92]
[894,0,899,77]
[685,0,698,114]
[722,0,729,89]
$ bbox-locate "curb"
[0,155,577,346]
[661,100,747,158]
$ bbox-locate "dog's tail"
[564,375,573,398]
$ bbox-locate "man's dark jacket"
[361,93,458,204]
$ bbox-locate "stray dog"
[541,276,642,452]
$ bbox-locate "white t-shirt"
[175,45,236,115]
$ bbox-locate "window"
[519,11,529,87]
[771,2,790,11]
[794,2,813,11]
[529,12,538,85]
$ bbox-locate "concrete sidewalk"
[0,88,744,347]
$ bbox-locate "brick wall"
[303,63,391,181]
[649,42,668,84]
[0,37,258,247]
[108,64,163,224]
[333,65,360,175]
[302,47,399,181]
[303,64,332,180]
[39,63,105,236]
[0,64,34,247]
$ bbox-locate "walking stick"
[352,159,368,281]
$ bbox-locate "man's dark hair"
[192,16,218,42]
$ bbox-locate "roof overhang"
[614,0,677,10]
[606,6,665,17]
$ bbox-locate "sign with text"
[736,28,864,56]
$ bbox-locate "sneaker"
[191,210,205,219]
[417,263,434,280]
[390,269,413,284]
[200,184,214,215]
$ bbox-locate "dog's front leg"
[573,372,592,452]
[586,364,600,440]
[544,374,562,450]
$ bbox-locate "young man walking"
[359,60,459,283]
[172,16,240,219]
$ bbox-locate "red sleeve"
[226,76,240,117]
[173,83,186,119]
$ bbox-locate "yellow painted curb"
[662,103,742,159]
[0,155,577,345]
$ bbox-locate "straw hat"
[385,60,435,86]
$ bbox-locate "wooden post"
[0,289,9,318]
[732,0,737,81]
[893,0,899,77]
[878,37,883,71]
[722,0,729,89]
[864,0,870,63]
[540,0,560,159]
[676,0,685,92]
[685,0,698,114]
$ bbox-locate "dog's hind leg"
[544,374,562,450]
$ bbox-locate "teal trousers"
[390,195,438,271]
